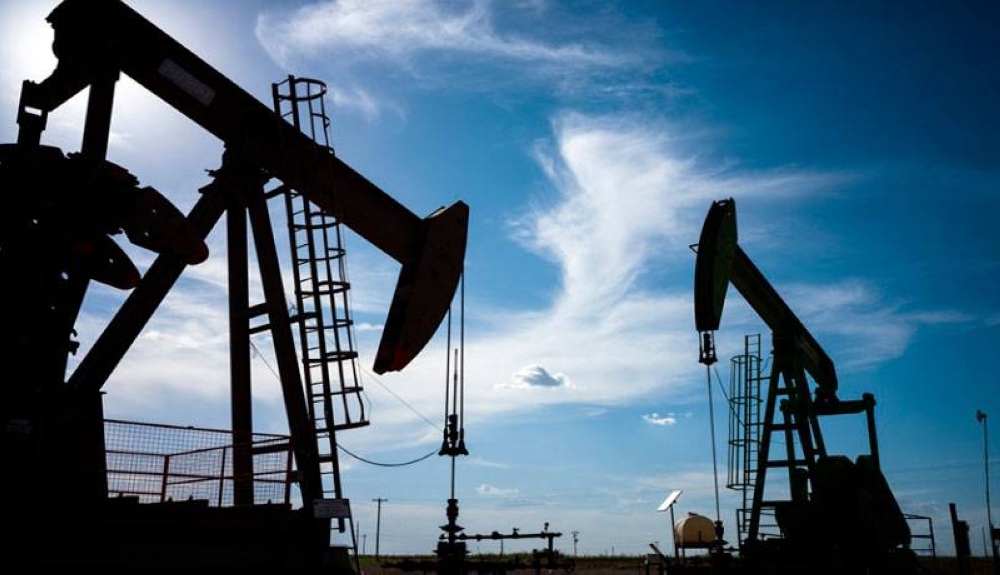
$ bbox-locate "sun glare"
[0,3,59,86]
[0,1,231,166]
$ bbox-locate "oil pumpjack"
[0,0,467,571]
[692,198,917,574]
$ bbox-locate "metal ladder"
[271,75,368,555]
[746,332,826,544]
[727,333,768,543]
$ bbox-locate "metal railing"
[104,418,294,506]
[904,513,937,558]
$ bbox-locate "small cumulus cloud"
[496,364,572,389]
[476,483,519,498]
[642,413,677,426]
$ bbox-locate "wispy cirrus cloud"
[326,84,403,123]
[773,281,973,370]
[253,0,662,120]
[255,0,632,71]
[75,107,968,463]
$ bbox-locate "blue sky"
[1,0,998,559]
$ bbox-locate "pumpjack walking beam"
[20,0,467,386]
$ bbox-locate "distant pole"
[572,531,579,557]
[977,410,999,571]
[980,412,993,537]
[373,498,387,561]
[670,505,678,563]
[362,533,367,556]
[951,503,971,575]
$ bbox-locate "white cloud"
[769,281,973,371]
[58,107,968,475]
[476,483,520,498]
[467,456,510,469]
[642,413,677,426]
[497,364,572,389]
[326,86,403,123]
[255,0,629,70]
[254,0,647,120]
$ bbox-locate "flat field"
[362,554,997,575]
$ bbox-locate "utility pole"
[571,531,579,557]
[362,534,367,556]
[354,521,360,554]
[976,410,999,574]
[373,498,387,561]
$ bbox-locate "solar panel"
[657,489,682,512]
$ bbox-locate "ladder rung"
[310,384,364,396]
[315,279,350,293]
[288,311,319,324]
[333,420,370,431]
[248,323,272,335]
[292,220,337,231]
[304,350,359,365]
[764,459,808,468]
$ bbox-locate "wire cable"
[252,332,439,433]
[250,339,281,380]
[706,364,722,524]
[460,272,465,433]
[360,366,442,433]
[337,443,437,467]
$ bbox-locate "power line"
[249,333,441,434]
[361,365,442,432]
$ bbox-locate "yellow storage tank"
[674,512,716,548]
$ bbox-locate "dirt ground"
[364,554,999,575]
